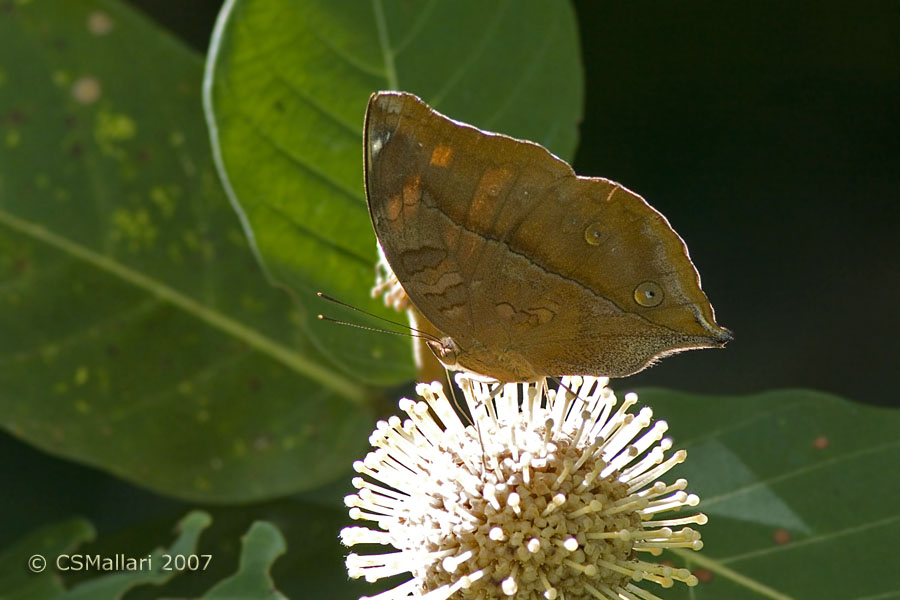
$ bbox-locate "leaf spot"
[74,366,89,386]
[181,230,214,260]
[13,256,29,275]
[54,187,70,202]
[1,107,24,124]
[52,70,70,88]
[150,185,179,218]
[41,344,60,363]
[110,208,157,252]
[67,141,84,158]
[233,439,247,456]
[693,568,713,583]
[5,129,20,148]
[95,109,136,144]
[772,528,791,545]
[72,76,101,104]
[87,10,114,35]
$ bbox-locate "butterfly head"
[425,336,460,371]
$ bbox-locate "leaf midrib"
[0,208,367,404]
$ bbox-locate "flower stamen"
[343,375,706,599]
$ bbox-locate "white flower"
[342,375,705,600]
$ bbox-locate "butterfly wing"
[364,92,729,380]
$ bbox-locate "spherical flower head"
[341,375,706,600]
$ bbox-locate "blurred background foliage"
[1,1,898,598]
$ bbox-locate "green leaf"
[204,0,583,378]
[0,0,375,502]
[634,388,900,600]
[0,518,95,600]
[202,521,286,600]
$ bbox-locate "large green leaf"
[0,0,377,502]
[204,0,584,378]
[635,388,900,600]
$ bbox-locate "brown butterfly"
[364,91,730,382]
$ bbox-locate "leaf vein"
[393,0,439,56]
[703,438,900,507]
[272,73,359,137]
[258,202,372,268]
[484,8,561,129]
[720,513,900,565]
[676,398,809,447]
[429,0,512,107]
[372,0,398,89]
[308,25,386,80]
[0,209,366,403]
[239,106,362,204]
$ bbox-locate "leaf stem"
[372,0,399,89]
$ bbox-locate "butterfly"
[364,91,730,382]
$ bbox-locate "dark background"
[123,0,900,406]
[3,0,898,593]
[574,3,900,406]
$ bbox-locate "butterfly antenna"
[316,292,442,343]
[316,314,436,340]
